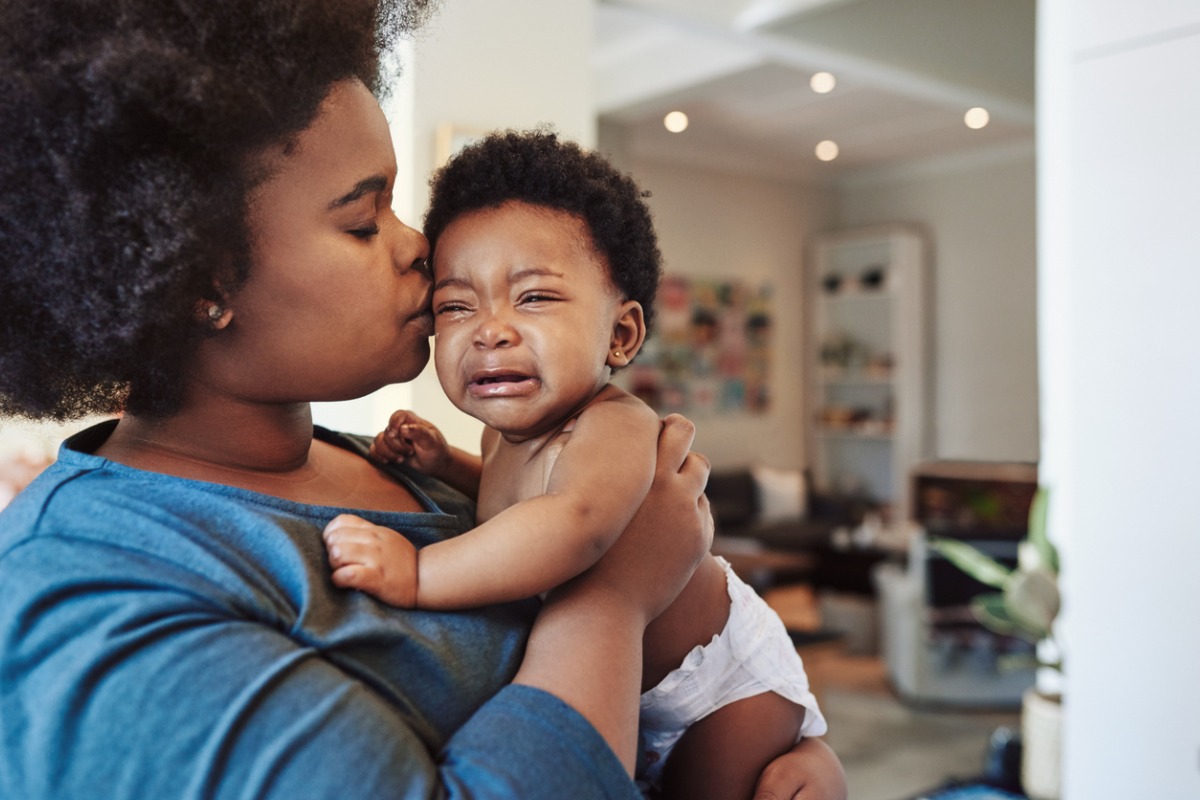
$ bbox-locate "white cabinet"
[805,225,930,526]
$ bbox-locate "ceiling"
[594,0,1036,182]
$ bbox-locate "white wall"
[597,151,836,469]
[1040,1,1200,797]
[835,148,1040,463]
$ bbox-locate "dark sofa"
[704,468,848,552]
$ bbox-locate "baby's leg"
[641,555,813,799]
[641,554,731,692]
[659,692,806,800]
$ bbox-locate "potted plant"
[930,488,1062,800]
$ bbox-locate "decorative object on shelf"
[930,488,1062,800]
[820,273,843,294]
[818,332,871,370]
[858,265,887,290]
[617,274,774,415]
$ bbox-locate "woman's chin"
[388,342,433,385]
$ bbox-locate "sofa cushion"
[751,465,806,521]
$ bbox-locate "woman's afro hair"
[423,129,662,333]
[0,0,436,420]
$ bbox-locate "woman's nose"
[393,219,431,277]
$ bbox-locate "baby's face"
[431,200,629,441]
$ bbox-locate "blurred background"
[3,2,1196,798]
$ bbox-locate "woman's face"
[202,79,432,405]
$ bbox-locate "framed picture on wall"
[615,274,774,416]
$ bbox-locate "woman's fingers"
[655,413,697,475]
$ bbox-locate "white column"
[1040,1,1200,797]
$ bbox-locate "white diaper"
[637,556,828,786]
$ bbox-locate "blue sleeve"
[0,535,639,800]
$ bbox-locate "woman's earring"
[613,350,623,359]
[204,303,232,330]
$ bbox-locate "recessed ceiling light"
[964,107,990,129]
[663,111,689,133]
[815,140,839,161]
[810,72,836,94]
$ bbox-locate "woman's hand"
[514,414,712,773]
[571,413,713,624]
[753,737,848,800]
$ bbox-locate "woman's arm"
[515,414,712,771]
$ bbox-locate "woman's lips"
[407,309,434,337]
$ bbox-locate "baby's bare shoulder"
[584,384,658,424]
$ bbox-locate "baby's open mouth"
[467,371,539,397]
[471,373,531,386]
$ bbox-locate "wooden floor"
[764,582,892,697]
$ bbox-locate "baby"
[322,130,826,798]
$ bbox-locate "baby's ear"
[607,301,646,369]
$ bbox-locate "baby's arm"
[411,397,661,609]
[326,395,661,610]
[369,409,481,499]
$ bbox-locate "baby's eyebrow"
[510,267,565,282]
[433,276,472,292]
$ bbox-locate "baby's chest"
[476,437,568,522]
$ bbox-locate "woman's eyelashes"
[348,222,380,240]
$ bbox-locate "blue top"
[0,421,637,799]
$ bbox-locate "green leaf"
[929,538,1013,589]
[996,652,1040,673]
[970,593,1022,636]
[1027,487,1059,574]
[1003,568,1059,639]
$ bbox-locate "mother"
[0,1,845,797]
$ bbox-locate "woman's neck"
[100,400,316,477]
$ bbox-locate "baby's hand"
[322,514,418,608]
[369,409,451,475]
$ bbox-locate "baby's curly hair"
[423,130,662,334]
[0,0,436,420]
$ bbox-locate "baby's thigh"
[641,554,731,691]
[659,692,807,800]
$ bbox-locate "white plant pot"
[1021,688,1063,800]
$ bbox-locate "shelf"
[818,370,894,387]
[806,225,928,523]
[815,427,895,441]
[818,288,891,304]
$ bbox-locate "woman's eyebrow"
[328,175,388,210]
